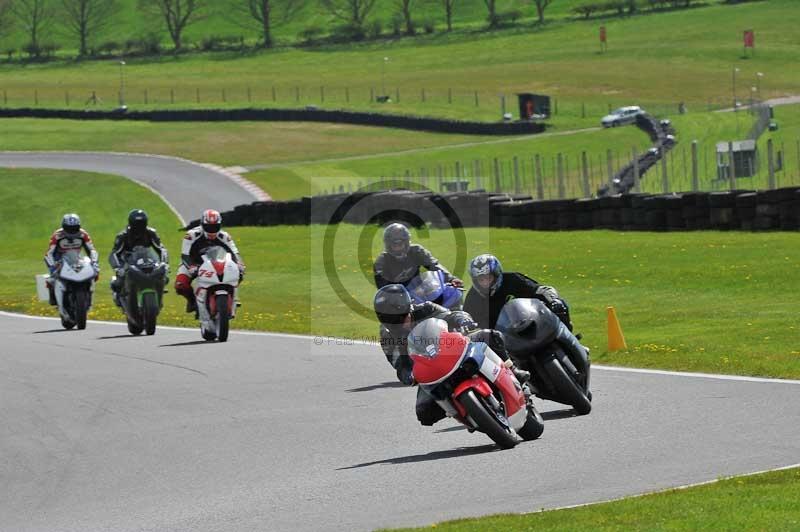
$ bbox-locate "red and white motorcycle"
[409,319,544,449]
[194,246,241,342]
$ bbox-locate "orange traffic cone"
[607,306,627,351]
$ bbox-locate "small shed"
[517,93,551,120]
[716,140,758,179]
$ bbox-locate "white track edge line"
[523,462,800,517]
[3,310,800,385]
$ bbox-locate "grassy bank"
[388,466,800,531]
[4,168,799,378]
[0,1,797,123]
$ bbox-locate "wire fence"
[316,137,800,198]
[0,85,728,119]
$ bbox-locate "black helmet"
[128,209,148,236]
[61,213,81,236]
[374,284,412,325]
[383,223,411,259]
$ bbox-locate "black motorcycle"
[496,298,592,415]
[117,246,167,336]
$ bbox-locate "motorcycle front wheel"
[73,290,89,330]
[215,293,230,342]
[542,356,592,415]
[459,389,519,449]
[142,292,158,336]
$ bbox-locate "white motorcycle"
[195,246,241,342]
[49,250,97,330]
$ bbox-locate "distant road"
[0,152,268,224]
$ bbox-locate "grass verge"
[385,466,800,531]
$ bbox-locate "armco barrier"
[0,107,547,136]
[184,188,800,232]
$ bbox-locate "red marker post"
[743,29,755,57]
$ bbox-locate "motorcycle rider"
[44,213,99,305]
[374,284,528,426]
[175,209,245,313]
[108,209,169,307]
[374,223,464,289]
[463,254,573,331]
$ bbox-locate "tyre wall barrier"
[184,188,800,232]
[0,107,547,136]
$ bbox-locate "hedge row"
[186,187,800,232]
[0,107,547,136]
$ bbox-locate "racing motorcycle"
[114,246,167,336]
[409,318,544,449]
[496,299,592,415]
[195,246,241,342]
[406,270,463,310]
[52,250,96,330]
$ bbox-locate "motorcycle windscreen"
[130,245,159,266]
[204,246,228,262]
[408,318,469,385]
[406,271,444,304]
[62,249,85,270]
[496,298,551,334]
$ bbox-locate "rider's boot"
[185,295,197,314]
[504,359,531,384]
[48,282,57,306]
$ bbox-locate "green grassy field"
[6,103,796,202]
[0,0,598,52]
[0,1,797,124]
[4,168,799,379]
[388,466,800,531]
[0,118,497,167]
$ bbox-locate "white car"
[601,106,645,128]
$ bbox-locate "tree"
[320,0,377,30]
[137,0,206,51]
[0,0,12,35]
[228,0,301,48]
[394,0,414,35]
[10,0,56,55]
[61,0,120,57]
[441,0,455,32]
[482,0,496,27]
[532,0,552,23]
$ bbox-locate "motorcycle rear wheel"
[517,404,545,441]
[127,318,143,335]
[459,389,519,449]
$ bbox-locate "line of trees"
[0,0,561,59]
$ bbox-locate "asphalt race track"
[0,152,260,223]
[2,312,799,532]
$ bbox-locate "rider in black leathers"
[463,253,573,330]
[108,209,169,306]
[374,284,528,426]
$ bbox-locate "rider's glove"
[450,277,464,288]
[549,299,567,316]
